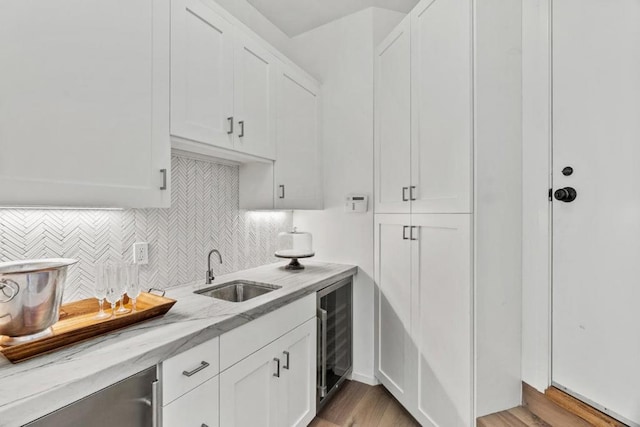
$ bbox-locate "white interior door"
[374,16,412,214]
[234,33,277,160]
[171,0,234,149]
[552,1,640,425]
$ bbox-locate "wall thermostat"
[345,194,368,213]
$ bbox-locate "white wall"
[288,7,404,384]
[521,0,552,393]
[474,0,524,416]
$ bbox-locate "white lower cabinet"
[220,318,316,427]
[373,214,414,407]
[375,213,472,427]
[161,295,317,427]
[163,376,219,427]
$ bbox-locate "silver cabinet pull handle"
[410,226,418,241]
[402,187,409,201]
[273,358,280,377]
[410,186,416,201]
[238,120,245,138]
[227,117,234,134]
[279,185,285,199]
[402,226,409,240]
[182,361,210,377]
[318,308,328,397]
[151,380,159,427]
[283,351,290,370]
[160,169,167,191]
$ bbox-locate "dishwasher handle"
[317,307,328,398]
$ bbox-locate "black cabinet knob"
[554,187,577,203]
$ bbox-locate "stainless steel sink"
[195,280,281,302]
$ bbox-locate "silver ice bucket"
[0,258,78,345]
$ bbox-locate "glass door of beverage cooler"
[317,278,352,410]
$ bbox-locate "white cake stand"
[275,250,315,270]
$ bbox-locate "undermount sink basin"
[195,280,281,303]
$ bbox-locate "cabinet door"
[219,341,280,427]
[374,214,415,407]
[0,0,170,208]
[171,0,234,149]
[163,376,219,427]
[411,0,472,214]
[234,34,277,159]
[274,67,322,210]
[411,214,472,427]
[374,16,412,214]
[278,319,316,427]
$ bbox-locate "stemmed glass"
[104,263,122,318]
[125,264,141,312]
[116,263,131,315]
[94,263,110,320]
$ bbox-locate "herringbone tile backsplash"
[0,155,293,302]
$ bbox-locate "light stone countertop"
[0,261,357,427]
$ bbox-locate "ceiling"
[246,0,418,37]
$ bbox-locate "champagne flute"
[94,263,110,319]
[125,264,141,312]
[104,263,121,318]
[116,262,131,315]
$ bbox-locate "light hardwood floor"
[310,380,420,427]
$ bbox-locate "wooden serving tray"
[0,292,176,363]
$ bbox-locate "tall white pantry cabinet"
[374,0,522,426]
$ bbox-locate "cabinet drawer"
[220,293,315,371]
[162,337,219,405]
[163,376,219,427]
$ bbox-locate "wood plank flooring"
[310,380,420,427]
[313,380,629,427]
[477,407,551,427]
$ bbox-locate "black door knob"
[554,187,577,202]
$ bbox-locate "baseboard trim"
[545,386,628,427]
[350,372,379,386]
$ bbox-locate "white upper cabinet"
[233,33,278,159]
[171,0,235,149]
[374,17,412,214]
[411,0,472,214]
[171,0,278,161]
[275,67,322,210]
[0,0,171,208]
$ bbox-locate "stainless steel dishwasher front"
[25,366,158,427]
